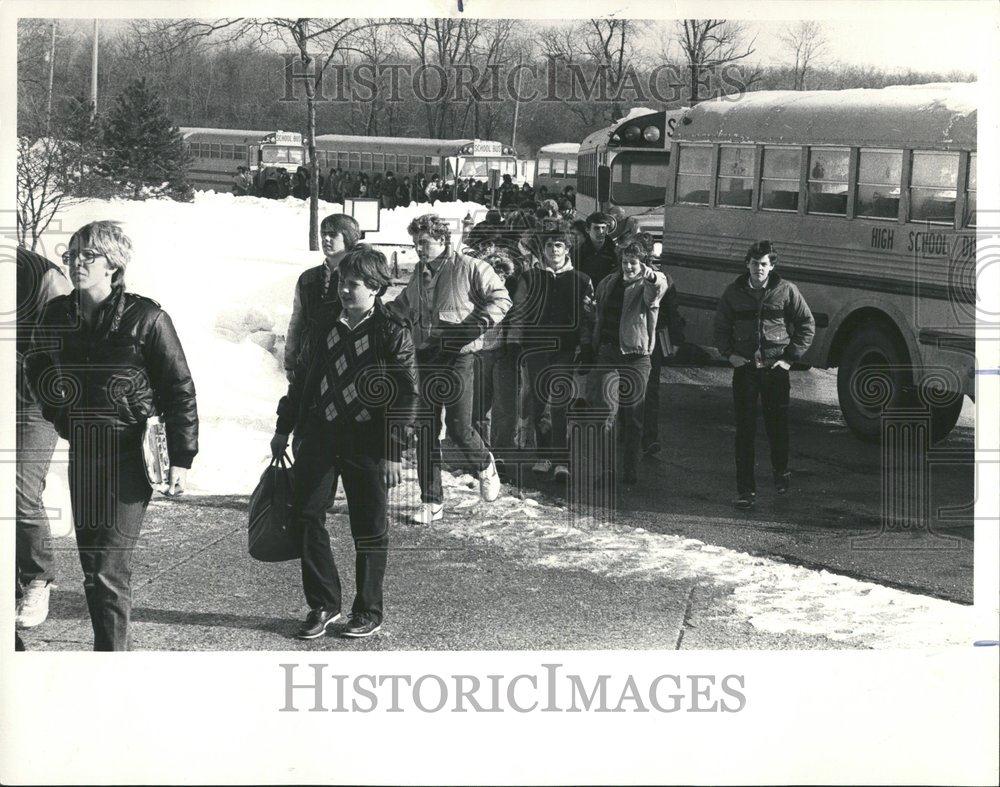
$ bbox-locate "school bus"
[577,108,688,239]
[534,143,580,196]
[180,128,305,196]
[661,83,977,442]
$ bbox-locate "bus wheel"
[929,397,964,443]
[836,326,913,442]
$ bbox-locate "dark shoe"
[643,440,661,456]
[775,471,791,495]
[341,613,382,638]
[296,607,341,640]
[734,492,756,510]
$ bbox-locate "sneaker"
[296,607,341,640]
[532,459,553,475]
[553,464,570,481]
[643,440,661,456]
[341,613,382,638]
[412,502,444,524]
[15,580,51,629]
[734,492,756,510]
[775,472,791,495]
[479,455,502,502]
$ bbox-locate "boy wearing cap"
[713,240,815,509]
[577,211,619,288]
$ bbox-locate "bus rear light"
[643,126,661,142]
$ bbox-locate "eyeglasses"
[62,249,107,266]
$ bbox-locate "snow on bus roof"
[681,83,977,148]
[179,127,280,139]
[538,142,581,154]
[314,134,501,153]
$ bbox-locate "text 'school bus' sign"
[264,131,303,146]
[471,140,503,156]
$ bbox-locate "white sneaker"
[532,459,553,474]
[412,503,444,524]
[553,464,570,481]
[15,580,51,629]
[479,455,502,502]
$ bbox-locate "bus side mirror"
[597,165,611,204]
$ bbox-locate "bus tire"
[929,397,964,443]
[836,326,914,442]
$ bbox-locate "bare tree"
[540,19,651,126]
[133,18,383,251]
[778,21,827,90]
[675,19,758,104]
[16,131,79,252]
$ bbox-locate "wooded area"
[18,17,973,158]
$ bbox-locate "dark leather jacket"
[25,286,199,468]
[276,299,419,461]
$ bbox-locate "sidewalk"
[17,467,973,651]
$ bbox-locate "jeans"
[523,345,578,455]
[415,349,492,505]
[295,420,389,621]
[732,364,790,494]
[68,424,152,651]
[586,344,651,478]
[642,343,664,449]
[16,403,59,588]
[473,346,519,457]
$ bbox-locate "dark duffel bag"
[248,454,301,562]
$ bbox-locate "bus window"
[288,147,304,165]
[806,147,849,216]
[717,145,754,208]
[349,152,361,170]
[361,152,372,171]
[553,158,567,177]
[965,153,977,227]
[398,154,409,173]
[234,145,246,161]
[567,158,577,175]
[855,149,902,220]
[536,158,550,176]
[221,144,234,159]
[760,146,800,211]
[910,151,958,225]
[610,151,669,207]
[373,153,384,171]
[676,144,712,205]
[262,147,289,164]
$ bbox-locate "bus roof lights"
[624,126,641,142]
[643,126,661,143]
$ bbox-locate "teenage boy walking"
[713,240,815,509]
[272,246,419,639]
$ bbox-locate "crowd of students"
[234,163,577,213]
[14,204,813,648]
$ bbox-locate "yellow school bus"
[661,83,977,441]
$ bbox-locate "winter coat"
[380,178,397,210]
[507,265,595,350]
[591,267,669,356]
[26,287,199,468]
[577,237,618,290]
[386,248,512,355]
[276,300,419,460]
[284,262,340,374]
[713,272,816,364]
[16,248,73,409]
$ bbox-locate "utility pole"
[45,21,57,134]
[510,53,523,153]
[90,19,99,119]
